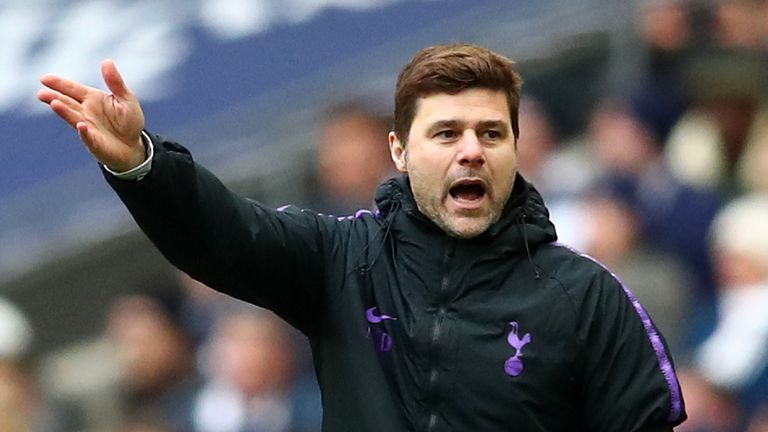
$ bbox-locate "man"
[38,44,685,431]
[313,101,395,214]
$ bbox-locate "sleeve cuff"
[103,131,154,181]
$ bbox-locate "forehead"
[411,88,511,127]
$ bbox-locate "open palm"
[37,59,146,172]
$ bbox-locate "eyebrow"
[427,120,461,135]
[426,119,509,135]
[476,120,508,131]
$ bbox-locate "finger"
[37,88,58,104]
[50,99,84,129]
[75,121,94,150]
[76,123,109,165]
[76,122,99,151]
[38,88,83,112]
[101,59,131,99]
[40,74,90,103]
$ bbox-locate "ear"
[389,131,408,173]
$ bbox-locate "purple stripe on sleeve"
[618,279,684,422]
[355,209,374,219]
[275,206,377,220]
[554,242,684,422]
[334,209,378,221]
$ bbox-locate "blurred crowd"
[0,273,323,432]
[526,1,768,430]
[2,1,768,431]
[522,1,768,430]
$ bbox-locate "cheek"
[489,149,519,179]
[407,148,451,178]
[407,160,448,204]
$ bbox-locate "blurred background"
[1,0,767,430]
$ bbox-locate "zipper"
[426,238,457,432]
[427,412,438,431]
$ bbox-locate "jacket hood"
[374,173,557,251]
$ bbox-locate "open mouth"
[449,179,487,203]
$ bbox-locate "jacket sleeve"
[104,132,330,335]
[575,266,687,432]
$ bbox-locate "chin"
[440,216,493,239]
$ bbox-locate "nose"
[457,130,485,168]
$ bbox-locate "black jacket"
[107,133,686,432]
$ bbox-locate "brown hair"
[393,43,523,144]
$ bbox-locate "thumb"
[101,59,132,100]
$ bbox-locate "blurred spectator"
[665,52,768,194]
[589,97,664,176]
[119,412,175,432]
[194,311,319,432]
[0,297,35,432]
[310,100,395,215]
[638,0,692,53]
[677,369,742,432]
[0,298,33,361]
[107,290,200,431]
[749,409,768,432]
[714,0,768,52]
[736,108,768,194]
[634,0,694,133]
[587,95,722,314]
[0,297,64,431]
[515,98,596,250]
[581,184,691,352]
[688,194,768,429]
[517,97,560,186]
[636,0,695,81]
[517,97,594,200]
[176,271,245,348]
[0,361,41,432]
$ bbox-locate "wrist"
[106,136,148,172]
[104,132,154,180]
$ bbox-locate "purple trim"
[355,209,374,219]
[619,279,683,422]
[275,205,377,220]
[553,242,684,422]
[334,208,377,221]
[552,241,581,255]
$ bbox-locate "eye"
[434,129,458,140]
[482,129,502,140]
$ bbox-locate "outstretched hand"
[38,59,146,172]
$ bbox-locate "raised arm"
[37,59,146,172]
[37,62,332,335]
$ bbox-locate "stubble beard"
[408,165,512,239]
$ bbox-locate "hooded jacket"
[107,133,686,432]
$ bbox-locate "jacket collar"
[374,173,557,250]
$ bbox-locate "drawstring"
[518,212,541,280]
[353,200,541,280]
[350,198,402,278]
[365,200,399,272]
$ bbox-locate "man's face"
[389,88,518,238]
